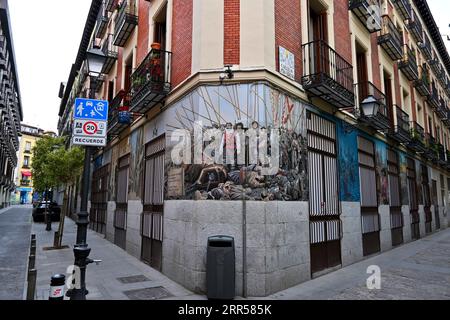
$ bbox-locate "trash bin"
[206,235,235,300]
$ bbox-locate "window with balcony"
[302,3,354,108]
[406,9,423,43]
[392,0,411,21]
[348,0,382,33]
[378,15,403,61]
[113,0,138,47]
[398,44,418,81]
[414,63,431,97]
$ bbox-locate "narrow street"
[0,206,32,300]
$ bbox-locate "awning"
[22,171,32,177]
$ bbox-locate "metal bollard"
[26,269,37,300]
[28,255,35,271]
[49,274,66,300]
[30,245,36,256]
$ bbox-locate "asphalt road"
[0,206,32,300]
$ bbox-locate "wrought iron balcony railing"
[389,105,411,143]
[302,40,355,108]
[108,90,132,137]
[106,0,118,12]
[378,15,403,61]
[446,150,450,170]
[414,64,431,97]
[0,35,5,59]
[444,110,450,128]
[446,77,450,98]
[392,0,412,21]
[436,97,448,120]
[355,81,390,130]
[437,144,447,166]
[101,34,118,74]
[428,83,440,109]
[438,65,447,87]
[113,0,138,47]
[408,121,426,153]
[130,49,172,114]
[95,1,109,39]
[398,44,418,81]
[348,0,382,33]
[406,9,423,43]
[419,33,432,60]
[424,133,438,162]
[20,180,30,187]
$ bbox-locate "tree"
[32,136,85,247]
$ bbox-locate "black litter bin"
[206,235,235,300]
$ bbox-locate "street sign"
[72,136,107,147]
[73,119,107,138]
[72,98,109,147]
[74,98,109,121]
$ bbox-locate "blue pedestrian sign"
[74,98,109,121]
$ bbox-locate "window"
[25,142,31,152]
[23,156,30,167]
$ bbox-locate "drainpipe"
[242,187,247,298]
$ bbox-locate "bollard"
[49,274,66,300]
[26,269,37,300]
[28,255,35,271]
[31,234,36,241]
[30,244,36,256]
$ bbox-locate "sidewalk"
[269,227,450,300]
[32,217,204,300]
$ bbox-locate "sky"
[8,0,92,132]
[5,1,450,133]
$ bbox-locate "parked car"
[32,201,61,222]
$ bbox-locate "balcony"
[355,81,390,130]
[388,105,411,143]
[427,83,440,109]
[106,0,118,12]
[398,44,418,81]
[446,151,450,170]
[348,0,382,33]
[407,121,426,153]
[0,35,5,59]
[414,64,431,97]
[445,77,450,97]
[95,2,110,39]
[113,0,138,47]
[130,49,172,114]
[378,15,403,61]
[438,65,447,87]
[406,9,423,43]
[437,144,447,166]
[392,0,412,20]
[101,34,118,74]
[107,90,132,137]
[436,97,448,120]
[424,133,438,162]
[301,40,355,109]
[444,111,450,128]
[419,34,432,60]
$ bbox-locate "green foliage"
[31,136,84,193]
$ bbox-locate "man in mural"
[219,122,241,171]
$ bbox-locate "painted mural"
[164,83,308,201]
[336,119,360,202]
[375,139,389,206]
[398,151,409,206]
[128,127,144,200]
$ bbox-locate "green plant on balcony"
[410,128,423,143]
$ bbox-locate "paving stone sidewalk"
[32,217,204,300]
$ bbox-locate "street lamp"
[360,95,380,118]
[66,45,106,300]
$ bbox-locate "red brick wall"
[274,0,301,81]
[136,0,150,65]
[333,0,352,64]
[224,0,240,65]
[171,0,193,87]
[370,34,381,89]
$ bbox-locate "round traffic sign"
[83,121,98,135]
